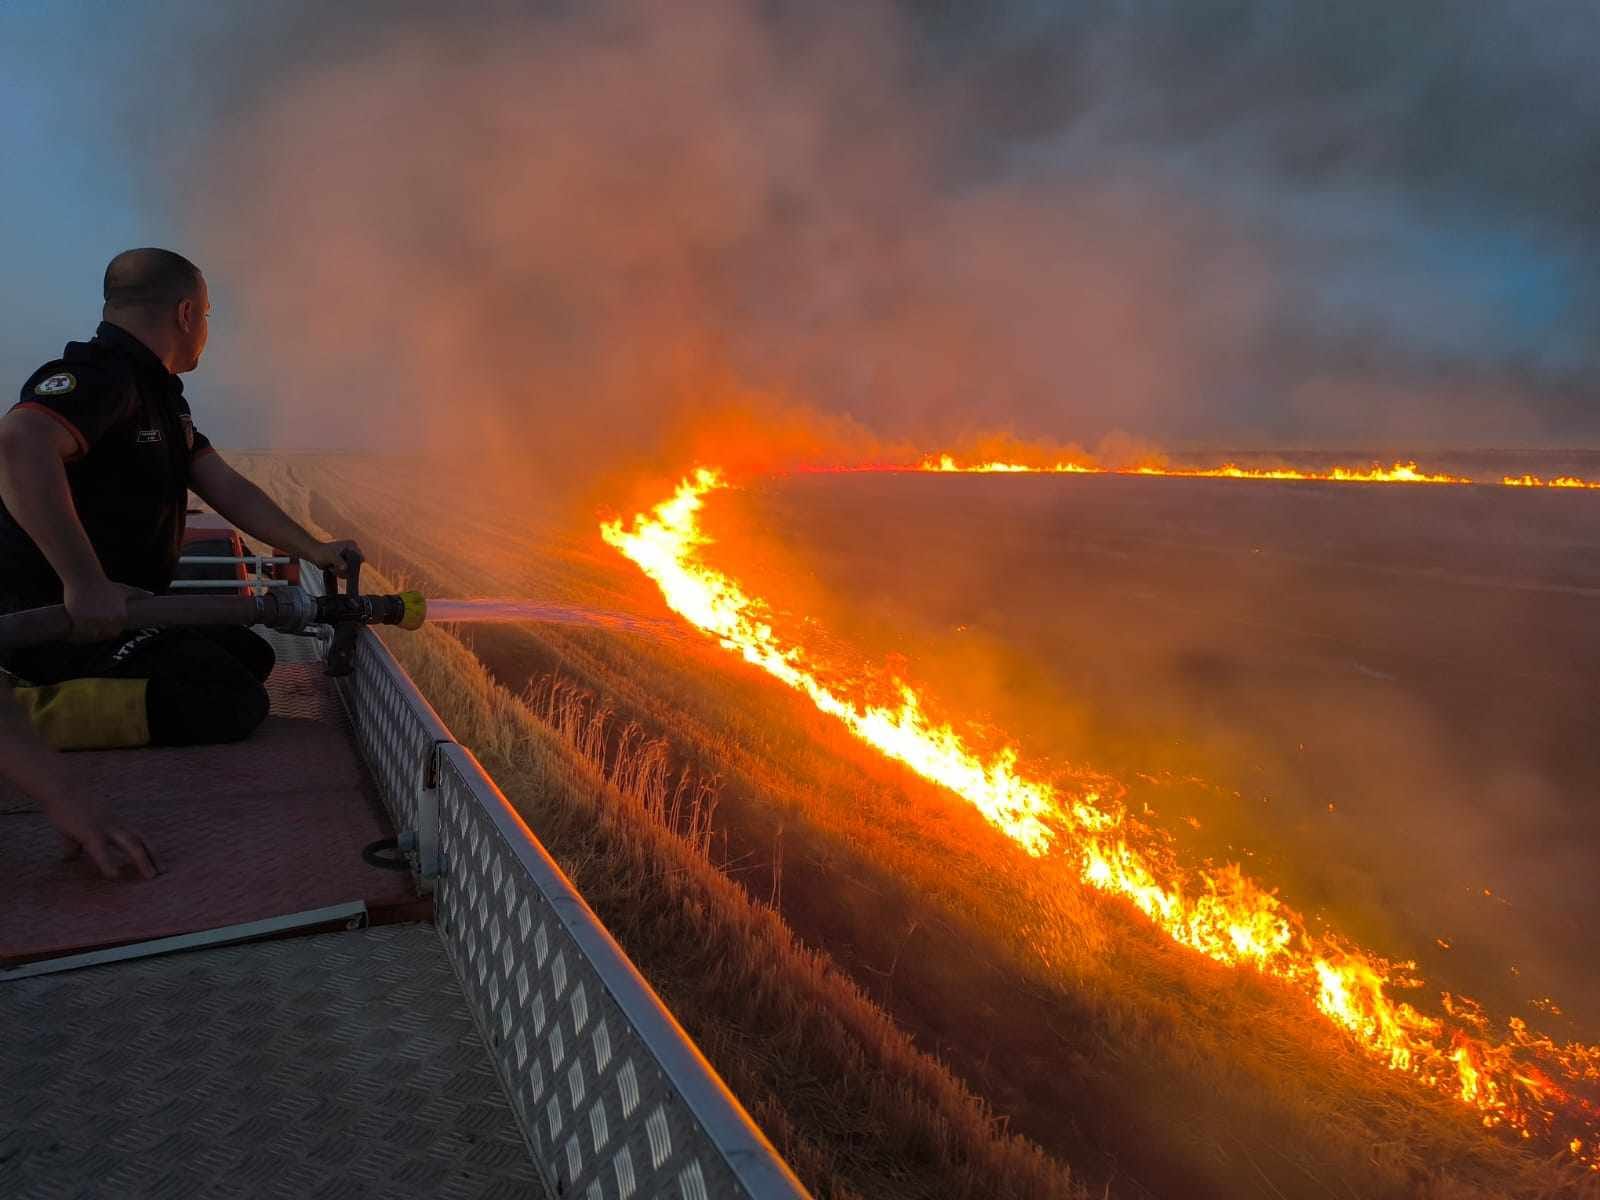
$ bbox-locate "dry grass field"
[236,452,1600,1200]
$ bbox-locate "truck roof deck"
[1,631,539,1197]
[2,925,540,1198]
[2,635,420,966]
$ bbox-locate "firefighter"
[0,247,363,754]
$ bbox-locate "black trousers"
[7,626,274,746]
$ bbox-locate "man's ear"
[176,298,194,333]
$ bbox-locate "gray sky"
[2,1,1596,454]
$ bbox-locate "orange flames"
[919,453,1099,475]
[919,453,1472,483]
[602,467,1600,1165]
[1503,474,1600,490]
[915,454,1600,488]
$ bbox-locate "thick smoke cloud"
[172,0,1599,470]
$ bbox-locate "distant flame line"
[601,467,1600,1165]
[795,454,1600,489]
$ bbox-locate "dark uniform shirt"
[0,322,214,614]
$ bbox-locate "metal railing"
[333,623,811,1200]
[338,628,448,888]
[173,553,294,591]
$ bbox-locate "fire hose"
[0,552,425,677]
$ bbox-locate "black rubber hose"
[361,836,410,871]
[0,595,265,651]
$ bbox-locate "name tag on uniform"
[136,428,164,444]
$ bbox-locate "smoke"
[164,0,1600,480]
[188,3,923,491]
[4,1,1596,466]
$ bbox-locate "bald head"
[100,248,211,373]
[103,248,203,313]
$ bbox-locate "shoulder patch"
[33,372,76,397]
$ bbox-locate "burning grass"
[602,469,1600,1156]
[237,453,1600,1199]
[847,448,1600,489]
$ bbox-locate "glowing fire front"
[602,468,1600,1164]
[915,454,1600,488]
[1503,474,1600,490]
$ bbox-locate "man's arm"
[190,453,363,575]
[0,409,139,639]
[0,682,157,879]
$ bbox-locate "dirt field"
[241,453,1600,1200]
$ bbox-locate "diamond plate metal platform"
[0,924,543,1199]
[0,656,418,966]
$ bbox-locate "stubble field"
[239,452,1600,1200]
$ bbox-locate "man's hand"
[311,538,364,577]
[42,790,159,881]
[4,684,158,881]
[62,576,148,642]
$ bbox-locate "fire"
[602,467,1600,1164]
[1156,461,1470,485]
[1503,474,1600,490]
[919,453,1099,475]
[600,469,1060,854]
[915,456,1476,484]
[806,451,1600,490]
[906,454,1600,490]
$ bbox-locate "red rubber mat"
[0,663,418,966]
